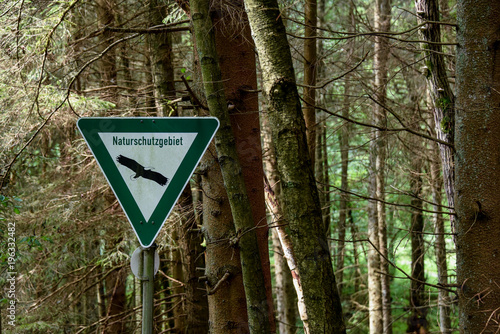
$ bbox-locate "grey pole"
[142,244,156,334]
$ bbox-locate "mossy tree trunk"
[455,1,500,332]
[414,0,456,232]
[244,0,346,332]
[211,2,275,329]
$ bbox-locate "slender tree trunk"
[191,0,272,331]
[96,0,117,102]
[367,175,383,333]
[263,107,298,334]
[408,152,428,333]
[303,0,317,166]
[316,0,330,239]
[244,0,346,332]
[369,0,392,332]
[414,0,455,232]
[148,0,176,115]
[430,140,451,334]
[455,1,500,332]
[177,186,209,333]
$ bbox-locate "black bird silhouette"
[116,155,168,186]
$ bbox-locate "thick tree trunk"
[244,0,345,332]
[211,3,275,329]
[455,1,500,332]
[200,143,249,333]
[191,0,272,332]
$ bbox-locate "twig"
[361,237,457,295]
[180,75,208,110]
[297,51,369,89]
[207,271,230,295]
[322,182,456,216]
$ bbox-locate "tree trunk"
[455,1,500,332]
[177,185,209,333]
[414,0,456,234]
[369,0,392,332]
[148,0,176,115]
[191,0,272,331]
[303,0,317,166]
[96,0,117,102]
[263,106,298,334]
[211,3,275,329]
[367,178,383,333]
[244,0,346,332]
[408,152,427,333]
[103,267,127,334]
[430,140,451,334]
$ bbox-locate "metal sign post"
[142,244,156,334]
[77,117,219,332]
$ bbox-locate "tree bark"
[177,185,209,333]
[191,0,272,331]
[414,0,456,234]
[148,0,176,116]
[263,107,298,334]
[303,0,317,166]
[96,0,117,102]
[408,152,427,333]
[455,1,500,332]
[244,0,346,332]
[369,0,392,332]
[211,3,275,329]
[430,140,451,334]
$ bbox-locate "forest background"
[1,0,499,333]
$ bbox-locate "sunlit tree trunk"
[244,0,346,332]
[455,1,500,332]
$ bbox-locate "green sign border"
[77,117,219,247]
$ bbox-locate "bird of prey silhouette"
[116,155,168,186]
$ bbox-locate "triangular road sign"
[77,117,219,247]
